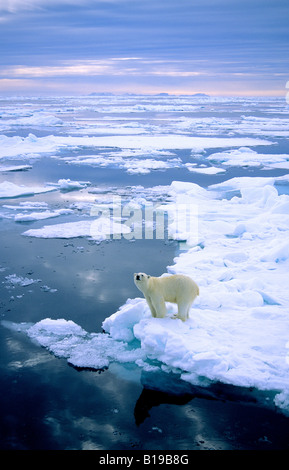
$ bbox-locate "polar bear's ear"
[147,275,150,278]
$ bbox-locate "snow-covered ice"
[22,216,130,240]
[0,181,56,199]
[14,209,73,222]
[0,133,272,162]
[208,147,289,169]
[55,179,91,191]
[0,201,73,222]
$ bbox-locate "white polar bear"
[134,272,199,322]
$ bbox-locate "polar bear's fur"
[134,272,199,322]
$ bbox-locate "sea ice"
[5,274,41,287]
[208,147,289,168]
[0,133,272,161]
[0,164,32,172]
[56,179,91,191]
[185,164,225,174]
[2,95,289,414]
[14,208,73,222]
[13,175,289,414]
[0,181,57,199]
[22,216,130,240]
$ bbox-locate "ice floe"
[2,200,73,222]
[0,133,272,162]
[0,181,56,199]
[14,208,73,222]
[0,164,32,172]
[208,147,289,169]
[22,216,130,240]
[4,274,41,287]
[55,179,91,191]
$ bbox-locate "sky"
[0,0,288,96]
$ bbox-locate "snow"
[12,175,289,414]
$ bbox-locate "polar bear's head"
[134,272,150,291]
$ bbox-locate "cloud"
[1,58,209,79]
[0,0,288,95]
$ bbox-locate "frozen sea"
[1,93,289,450]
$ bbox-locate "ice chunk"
[57,179,91,191]
[0,164,32,172]
[208,147,289,168]
[102,298,150,342]
[14,209,73,222]
[5,274,41,287]
[0,181,56,199]
[25,318,145,370]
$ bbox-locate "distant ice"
[208,147,289,169]
[185,164,225,174]
[0,133,272,162]
[14,208,73,222]
[5,112,63,128]
[55,179,91,191]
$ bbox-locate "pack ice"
[13,175,289,414]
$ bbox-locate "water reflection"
[134,388,194,426]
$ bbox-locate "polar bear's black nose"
[136,275,140,280]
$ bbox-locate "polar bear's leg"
[152,295,167,318]
[145,295,157,317]
[176,301,191,321]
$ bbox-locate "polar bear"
[134,272,199,322]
